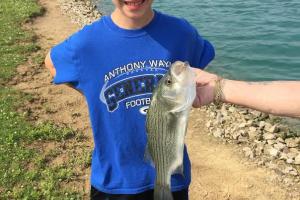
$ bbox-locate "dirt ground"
[15,0,299,199]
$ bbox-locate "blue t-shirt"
[51,10,215,194]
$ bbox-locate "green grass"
[0,0,91,199]
[0,0,42,82]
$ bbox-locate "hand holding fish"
[192,68,219,107]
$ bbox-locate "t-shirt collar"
[104,10,160,37]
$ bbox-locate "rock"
[246,120,254,126]
[285,138,300,148]
[265,162,278,170]
[279,153,288,160]
[213,129,223,138]
[277,132,287,140]
[257,160,265,166]
[265,125,279,133]
[238,123,247,128]
[276,137,285,143]
[209,112,216,118]
[259,121,266,129]
[282,147,290,154]
[286,158,294,164]
[267,140,276,145]
[260,113,269,120]
[263,133,276,140]
[283,167,298,176]
[295,155,300,165]
[217,112,223,122]
[71,112,81,118]
[278,125,289,133]
[224,128,232,138]
[273,142,286,151]
[249,126,257,132]
[239,130,248,137]
[205,121,212,128]
[283,177,293,186]
[228,106,236,113]
[58,0,101,26]
[248,128,259,140]
[268,148,279,158]
[290,148,300,154]
[221,105,228,117]
[264,122,273,132]
[287,152,298,160]
[243,147,254,158]
[244,114,252,120]
[255,145,264,156]
[232,131,241,140]
[238,136,248,143]
[250,110,262,117]
[202,105,300,180]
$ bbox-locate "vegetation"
[0,0,90,199]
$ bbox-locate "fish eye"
[165,77,172,86]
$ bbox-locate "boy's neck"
[111,9,154,29]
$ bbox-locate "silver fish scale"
[146,102,183,187]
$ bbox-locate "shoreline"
[58,0,101,26]
[57,0,300,189]
[203,104,300,178]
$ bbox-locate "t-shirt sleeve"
[190,25,215,69]
[50,29,85,86]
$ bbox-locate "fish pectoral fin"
[173,164,184,177]
[144,144,155,167]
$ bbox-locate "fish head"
[155,61,196,111]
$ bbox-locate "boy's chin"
[122,8,152,20]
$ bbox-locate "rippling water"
[93,0,300,81]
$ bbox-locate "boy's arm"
[45,52,56,77]
[44,52,83,94]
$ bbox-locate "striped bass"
[145,61,196,200]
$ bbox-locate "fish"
[145,61,196,200]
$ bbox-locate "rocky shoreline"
[56,0,300,191]
[58,0,101,26]
[203,104,300,182]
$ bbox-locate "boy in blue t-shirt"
[45,0,215,199]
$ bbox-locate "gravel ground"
[204,104,300,185]
[58,0,101,26]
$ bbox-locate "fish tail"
[154,184,173,200]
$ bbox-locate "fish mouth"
[171,61,188,78]
[171,61,195,85]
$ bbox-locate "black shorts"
[90,186,189,200]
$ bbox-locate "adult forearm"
[222,80,300,118]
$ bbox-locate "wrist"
[213,77,225,106]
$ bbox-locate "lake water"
[92,0,300,81]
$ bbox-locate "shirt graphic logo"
[100,59,171,113]
[100,74,163,112]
